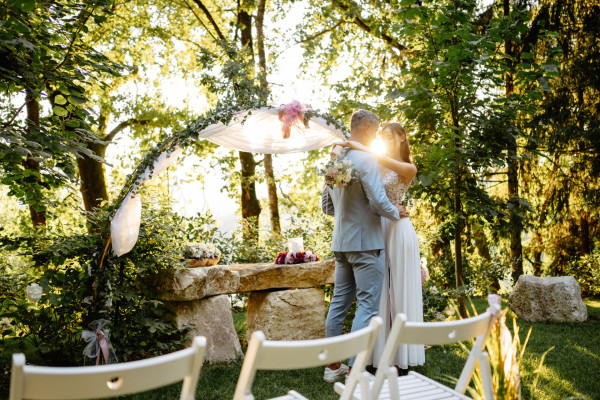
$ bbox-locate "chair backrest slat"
[233,317,382,400]
[395,311,493,346]
[371,308,499,400]
[10,336,206,400]
[256,328,377,370]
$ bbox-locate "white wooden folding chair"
[334,305,500,400]
[233,316,383,400]
[9,336,206,400]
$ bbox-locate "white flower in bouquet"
[25,282,43,303]
[319,153,358,189]
[183,242,221,259]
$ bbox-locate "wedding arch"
[109,101,348,257]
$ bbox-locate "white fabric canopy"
[111,107,346,257]
[111,146,184,256]
[200,107,345,154]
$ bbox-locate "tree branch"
[332,0,406,53]
[190,0,225,40]
[297,20,344,46]
[51,4,97,75]
[2,102,27,128]
[271,20,345,63]
[104,119,152,142]
[168,0,218,42]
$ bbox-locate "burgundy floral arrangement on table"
[274,250,319,265]
[275,237,318,264]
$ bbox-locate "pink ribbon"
[488,293,501,316]
[278,100,309,139]
[96,330,109,365]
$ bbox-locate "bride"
[342,122,425,372]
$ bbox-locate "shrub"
[0,204,190,378]
[564,247,600,297]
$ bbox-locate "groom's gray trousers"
[326,249,385,365]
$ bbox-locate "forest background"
[1,0,598,391]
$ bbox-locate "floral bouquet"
[274,250,319,265]
[319,150,358,189]
[182,242,222,267]
[278,100,310,139]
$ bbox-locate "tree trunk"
[505,0,524,282]
[24,94,46,228]
[239,151,261,240]
[452,103,467,318]
[532,231,543,275]
[473,222,500,293]
[580,212,591,254]
[77,142,109,214]
[264,154,280,233]
[75,111,111,232]
[255,0,280,233]
[453,173,467,318]
[237,4,262,242]
[255,0,268,90]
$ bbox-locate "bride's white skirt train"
[373,217,425,369]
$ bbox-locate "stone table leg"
[165,294,243,362]
[246,288,326,341]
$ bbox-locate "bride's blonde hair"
[383,122,412,164]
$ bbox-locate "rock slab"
[165,295,243,362]
[246,288,326,341]
[509,275,587,322]
[157,259,335,301]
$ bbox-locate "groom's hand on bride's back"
[396,204,409,218]
[330,144,343,160]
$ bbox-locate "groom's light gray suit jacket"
[322,150,400,252]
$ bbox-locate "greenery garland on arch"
[88,93,350,315]
[110,98,350,213]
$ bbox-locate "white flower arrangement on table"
[319,149,358,189]
[182,242,222,260]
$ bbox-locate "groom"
[321,109,405,382]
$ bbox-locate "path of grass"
[119,298,599,400]
[3,298,597,399]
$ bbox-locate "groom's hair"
[350,110,379,135]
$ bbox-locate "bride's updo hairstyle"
[384,122,413,164]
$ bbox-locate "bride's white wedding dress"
[372,171,425,369]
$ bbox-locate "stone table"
[157,259,335,361]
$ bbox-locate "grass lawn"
[3,298,598,399]
[116,297,600,400]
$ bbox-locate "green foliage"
[172,206,333,266]
[0,0,124,214]
[422,280,453,322]
[563,247,600,297]
[464,255,510,296]
[0,203,190,383]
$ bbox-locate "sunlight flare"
[370,138,386,155]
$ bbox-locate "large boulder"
[157,259,335,301]
[509,275,587,322]
[164,295,243,362]
[246,288,326,341]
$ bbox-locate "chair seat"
[340,371,471,400]
[268,390,309,400]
